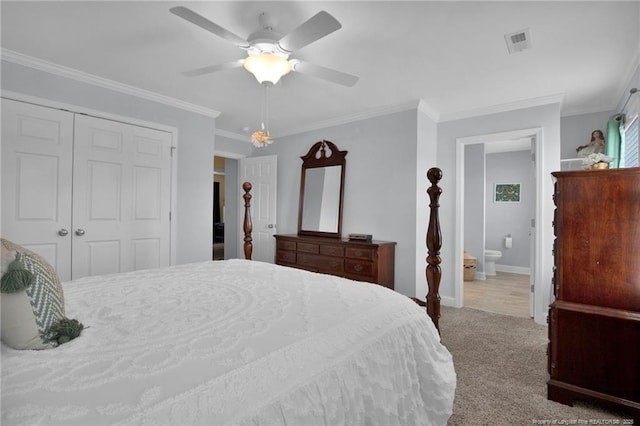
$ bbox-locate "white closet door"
[72,115,172,279]
[1,99,74,281]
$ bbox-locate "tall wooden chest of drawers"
[274,234,396,289]
[548,168,640,418]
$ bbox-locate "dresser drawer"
[277,240,296,251]
[345,259,374,277]
[276,250,296,264]
[345,247,375,261]
[273,235,395,289]
[297,242,319,254]
[320,244,344,257]
[298,253,344,273]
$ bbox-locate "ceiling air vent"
[505,28,532,54]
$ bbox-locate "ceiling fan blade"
[277,11,341,53]
[170,6,249,48]
[291,60,358,87]
[182,60,244,77]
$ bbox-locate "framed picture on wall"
[494,183,521,203]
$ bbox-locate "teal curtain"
[605,114,623,168]
[618,116,626,168]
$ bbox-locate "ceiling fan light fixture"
[243,53,291,85]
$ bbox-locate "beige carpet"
[439,306,634,425]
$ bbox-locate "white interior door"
[1,98,74,281]
[239,155,277,263]
[72,115,172,279]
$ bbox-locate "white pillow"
[1,239,81,350]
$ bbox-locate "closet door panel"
[72,115,171,279]
[72,116,129,278]
[1,99,74,281]
[130,126,172,270]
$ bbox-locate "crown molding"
[561,105,618,118]
[1,48,221,119]
[438,93,565,122]
[417,99,440,122]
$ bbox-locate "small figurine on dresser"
[576,130,605,157]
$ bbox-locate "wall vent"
[505,28,532,54]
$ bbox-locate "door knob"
[58,229,69,236]
[268,224,275,229]
[75,229,86,236]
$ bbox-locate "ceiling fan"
[170,6,359,87]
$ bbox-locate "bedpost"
[426,168,443,333]
[242,182,253,260]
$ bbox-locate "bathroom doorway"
[457,128,541,320]
[463,140,533,317]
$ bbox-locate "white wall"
[1,60,216,264]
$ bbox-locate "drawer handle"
[354,250,363,257]
[353,264,363,272]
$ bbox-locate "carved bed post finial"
[426,167,443,333]
[242,182,253,260]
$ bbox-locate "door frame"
[1,90,179,265]
[455,127,544,322]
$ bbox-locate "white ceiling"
[1,1,639,142]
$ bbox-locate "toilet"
[484,249,502,276]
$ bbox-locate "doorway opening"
[456,128,542,321]
[213,156,226,260]
[463,139,533,318]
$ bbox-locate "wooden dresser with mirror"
[274,140,396,289]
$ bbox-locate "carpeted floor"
[439,306,634,425]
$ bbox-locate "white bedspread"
[1,259,456,425]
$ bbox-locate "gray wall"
[223,158,239,260]
[215,134,253,158]
[560,111,614,159]
[485,150,532,269]
[463,144,485,272]
[437,103,561,318]
[415,105,439,298]
[1,60,215,265]
[256,109,420,297]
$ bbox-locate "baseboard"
[473,272,487,281]
[495,264,530,275]
[441,295,460,308]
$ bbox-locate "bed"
[1,169,455,425]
